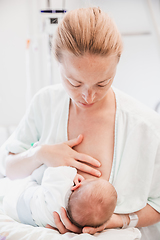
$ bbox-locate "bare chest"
[68,109,115,181]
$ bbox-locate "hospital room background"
[0,0,160,150]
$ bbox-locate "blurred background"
[0,0,160,145]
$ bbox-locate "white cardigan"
[1,84,160,236]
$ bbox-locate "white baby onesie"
[3,166,77,227]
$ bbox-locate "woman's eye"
[97,78,112,87]
[67,79,81,87]
[70,82,81,88]
[97,84,107,88]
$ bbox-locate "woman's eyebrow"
[65,74,112,84]
[97,77,112,84]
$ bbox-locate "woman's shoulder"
[31,84,68,106]
[113,87,160,135]
[35,83,66,98]
[26,84,69,116]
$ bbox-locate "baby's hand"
[72,174,84,191]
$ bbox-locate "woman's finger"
[60,207,82,233]
[53,212,68,234]
[73,160,101,177]
[45,224,58,231]
[83,214,119,234]
[77,152,101,168]
[83,224,105,235]
[66,135,83,148]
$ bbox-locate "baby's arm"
[45,172,84,233]
[3,177,39,226]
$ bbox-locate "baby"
[67,177,117,228]
[3,166,117,229]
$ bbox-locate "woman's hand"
[83,214,124,235]
[47,207,82,234]
[45,224,58,231]
[36,135,101,177]
[47,211,123,235]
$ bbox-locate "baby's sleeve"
[40,166,77,214]
[41,166,77,191]
[30,166,77,227]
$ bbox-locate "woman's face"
[59,53,118,110]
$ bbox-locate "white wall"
[112,0,160,110]
[0,0,28,127]
[0,0,160,129]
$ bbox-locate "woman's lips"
[78,102,94,107]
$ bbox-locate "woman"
[0,7,160,238]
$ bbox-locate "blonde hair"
[67,179,117,228]
[53,7,123,62]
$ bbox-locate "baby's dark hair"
[66,179,117,228]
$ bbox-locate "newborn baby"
[67,177,117,228]
[3,166,117,229]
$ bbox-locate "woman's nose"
[82,89,95,104]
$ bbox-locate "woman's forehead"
[60,53,118,81]
[62,52,118,66]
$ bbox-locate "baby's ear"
[71,183,81,191]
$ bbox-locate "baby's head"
[66,179,117,228]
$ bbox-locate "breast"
[68,95,116,181]
[70,122,115,181]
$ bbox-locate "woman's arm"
[82,204,160,234]
[135,204,160,227]
[5,147,42,180]
[46,208,82,234]
[6,135,101,180]
[50,204,160,234]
